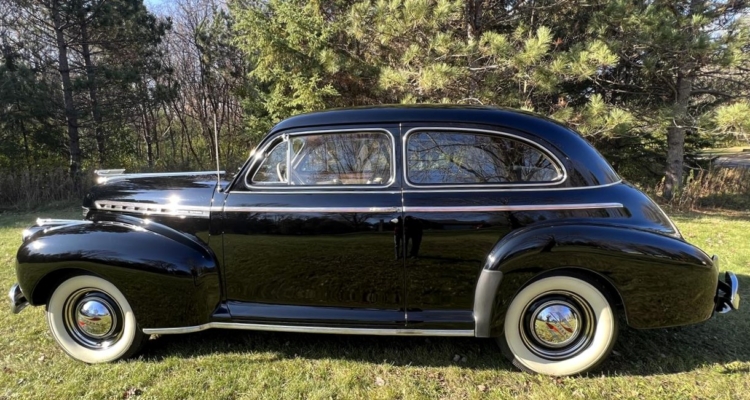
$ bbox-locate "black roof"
[271,105,564,134]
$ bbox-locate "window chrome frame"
[243,128,397,191]
[249,136,289,186]
[402,127,568,189]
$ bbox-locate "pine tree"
[591,0,750,198]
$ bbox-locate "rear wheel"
[498,275,617,376]
[46,275,145,363]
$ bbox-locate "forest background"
[1,0,749,209]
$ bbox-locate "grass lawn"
[699,146,750,157]
[1,206,748,399]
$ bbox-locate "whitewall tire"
[46,275,145,363]
[499,275,617,376]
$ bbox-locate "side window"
[291,132,392,186]
[406,130,563,185]
[249,131,393,187]
[251,140,288,184]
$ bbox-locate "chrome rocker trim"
[143,323,475,337]
[9,283,29,314]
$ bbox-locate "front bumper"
[8,283,28,314]
[715,268,740,313]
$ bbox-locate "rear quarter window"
[406,130,564,185]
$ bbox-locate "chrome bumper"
[8,283,29,314]
[715,271,740,313]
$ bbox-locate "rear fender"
[473,223,718,337]
[16,215,220,328]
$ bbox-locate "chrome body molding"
[231,190,403,195]
[143,322,475,337]
[96,170,225,184]
[36,218,91,226]
[217,203,623,214]
[9,283,28,314]
[94,200,211,217]
[92,201,622,217]
[401,180,624,193]
[403,203,624,213]
[94,169,126,176]
[222,206,401,214]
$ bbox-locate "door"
[220,126,405,327]
[400,125,567,330]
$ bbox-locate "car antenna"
[213,111,222,192]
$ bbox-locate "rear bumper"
[8,283,29,314]
[714,256,740,313]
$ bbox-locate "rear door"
[400,124,567,330]
[221,126,406,328]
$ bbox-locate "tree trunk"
[141,105,154,169]
[79,11,106,167]
[466,0,483,42]
[663,69,693,200]
[663,0,702,201]
[19,117,31,172]
[51,0,81,181]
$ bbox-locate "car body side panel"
[15,217,220,328]
[481,224,718,337]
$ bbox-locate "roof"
[271,105,562,133]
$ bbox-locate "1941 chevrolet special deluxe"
[9,106,740,376]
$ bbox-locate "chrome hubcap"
[520,292,595,360]
[64,289,123,349]
[530,301,581,348]
[75,299,115,338]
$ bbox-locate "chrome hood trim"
[95,170,225,184]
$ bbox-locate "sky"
[144,0,166,11]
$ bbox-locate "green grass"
[1,207,749,399]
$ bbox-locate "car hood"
[82,172,229,214]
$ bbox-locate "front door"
[220,126,405,327]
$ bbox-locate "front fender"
[16,216,220,329]
[476,223,718,337]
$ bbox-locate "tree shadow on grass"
[139,274,750,377]
[674,208,750,223]
[143,331,514,372]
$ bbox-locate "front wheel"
[46,275,145,363]
[499,275,618,376]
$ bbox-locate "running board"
[142,322,475,337]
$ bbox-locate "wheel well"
[532,267,626,319]
[31,268,95,306]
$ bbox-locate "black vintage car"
[9,106,740,376]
